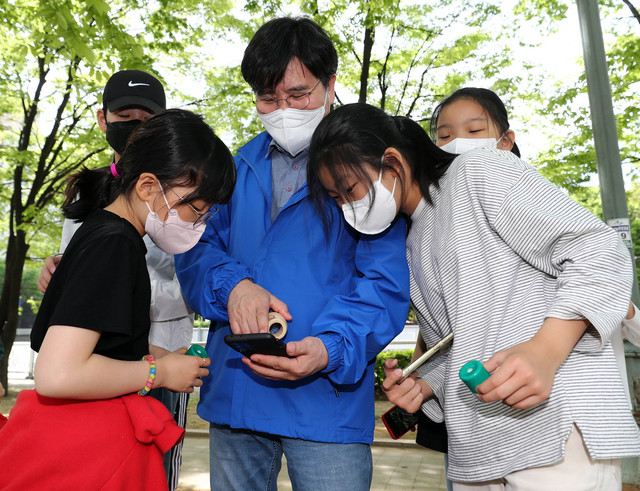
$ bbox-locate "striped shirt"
[408,148,640,482]
[268,141,308,222]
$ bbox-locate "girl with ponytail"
[307,102,639,488]
[0,108,236,490]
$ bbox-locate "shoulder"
[71,210,146,256]
[447,148,541,198]
[236,131,272,166]
[453,148,530,180]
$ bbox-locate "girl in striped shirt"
[307,102,640,490]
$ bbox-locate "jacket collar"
[236,132,310,212]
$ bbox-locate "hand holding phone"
[224,333,290,357]
[400,332,454,382]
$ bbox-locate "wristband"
[138,354,157,396]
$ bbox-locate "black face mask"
[105,120,143,155]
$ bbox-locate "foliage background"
[0,0,638,388]
[374,349,414,396]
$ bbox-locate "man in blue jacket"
[175,17,409,490]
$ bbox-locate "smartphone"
[224,333,290,357]
[381,405,420,439]
[400,332,454,383]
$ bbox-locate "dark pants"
[150,387,186,491]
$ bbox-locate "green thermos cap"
[459,360,489,394]
[186,344,208,358]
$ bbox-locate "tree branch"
[622,0,640,25]
[19,56,49,152]
[29,55,81,208]
[358,23,375,104]
[377,27,396,112]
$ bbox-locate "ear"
[500,130,516,151]
[134,172,160,203]
[97,109,107,133]
[382,147,407,175]
[326,74,337,109]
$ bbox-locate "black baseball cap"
[102,69,166,114]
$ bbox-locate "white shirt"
[408,148,640,482]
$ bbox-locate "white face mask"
[258,90,328,156]
[144,186,206,254]
[439,136,500,155]
[342,169,398,235]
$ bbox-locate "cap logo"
[128,81,150,87]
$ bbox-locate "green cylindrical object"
[459,360,489,394]
[186,344,208,358]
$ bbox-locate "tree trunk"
[358,25,375,104]
[0,231,30,391]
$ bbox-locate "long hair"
[63,109,237,221]
[307,103,455,226]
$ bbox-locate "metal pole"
[576,0,639,301]
[576,0,640,484]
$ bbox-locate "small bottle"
[459,360,490,396]
[186,344,208,358]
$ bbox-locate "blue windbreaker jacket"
[175,132,410,443]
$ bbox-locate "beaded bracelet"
[138,354,157,396]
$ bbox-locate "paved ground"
[177,430,448,491]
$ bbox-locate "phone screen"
[381,405,419,439]
[224,333,290,357]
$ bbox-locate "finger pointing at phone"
[227,279,292,334]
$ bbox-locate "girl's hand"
[477,339,558,409]
[155,347,210,393]
[477,318,587,410]
[381,359,433,414]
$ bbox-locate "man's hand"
[381,358,432,414]
[37,255,62,294]
[227,279,291,334]
[242,336,328,380]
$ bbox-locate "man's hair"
[241,17,338,95]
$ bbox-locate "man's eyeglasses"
[254,79,323,112]
[164,185,218,226]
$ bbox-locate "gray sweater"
[408,148,640,482]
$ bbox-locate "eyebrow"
[259,84,313,97]
[437,116,487,131]
[322,172,357,194]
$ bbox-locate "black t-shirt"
[31,209,150,361]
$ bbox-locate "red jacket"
[0,389,184,490]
